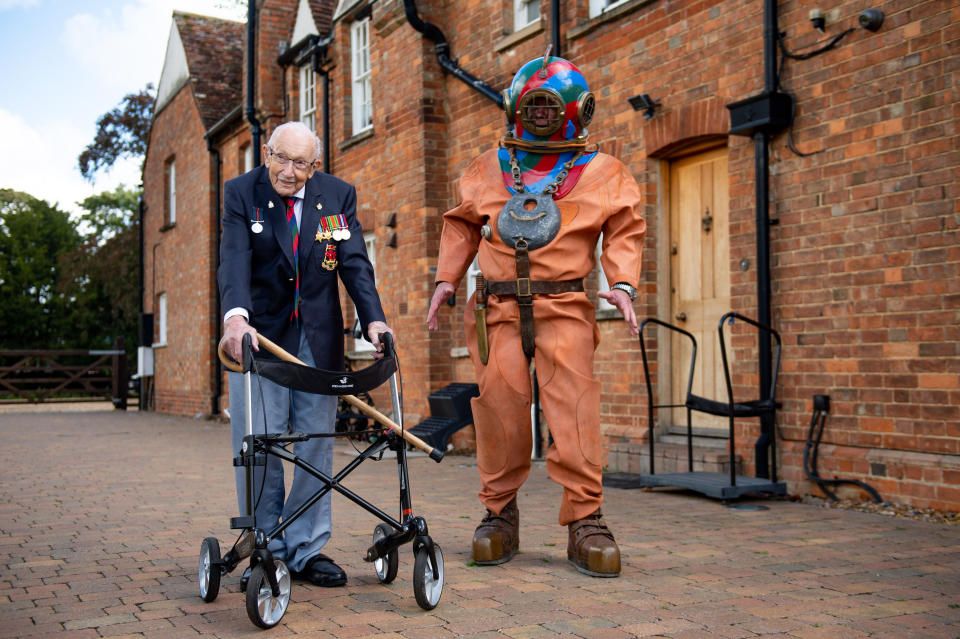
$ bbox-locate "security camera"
[858,9,884,32]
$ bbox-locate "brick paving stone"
[2,410,959,637]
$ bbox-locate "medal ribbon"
[285,197,300,324]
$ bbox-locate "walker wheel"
[412,543,443,610]
[372,523,399,584]
[245,559,291,629]
[198,537,221,602]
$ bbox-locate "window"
[589,0,629,18]
[350,18,372,134]
[164,158,176,225]
[353,231,377,351]
[242,143,253,173]
[300,64,316,132]
[155,293,167,346]
[595,235,615,311]
[514,0,539,31]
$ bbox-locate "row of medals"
[249,201,350,271]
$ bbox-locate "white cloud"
[62,1,245,96]
[0,1,245,215]
[0,0,40,10]
[0,108,141,217]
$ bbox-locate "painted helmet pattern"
[504,56,595,142]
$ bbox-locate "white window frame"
[300,64,316,132]
[155,293,167,347]
[514,0,539,31]
[166,159,176,225]
[243,144,254,173]
[353,231,377,351]
[595,235,616,311]
[350,18,372,135]
[589,0,629,18]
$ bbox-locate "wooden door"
[668,147,730,432]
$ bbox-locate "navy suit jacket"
[218,165,386,372]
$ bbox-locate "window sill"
[346,349,375,361]
[494,19,543,53]
[595,307,622,321]
[338,127,374,152]
[568,0,656,41]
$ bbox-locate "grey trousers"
[228,330,336,573]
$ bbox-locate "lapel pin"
[316,202,323,211]
[267,201,274,208]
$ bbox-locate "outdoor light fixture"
[809,8,825,32]
[858,8,883,31]
[628,93,661,120]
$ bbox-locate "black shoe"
[239,567,251,592]
[291,554,347,587]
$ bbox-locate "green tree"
[59,186,141,354]
[78,84,155,182]
[0,190,82,348]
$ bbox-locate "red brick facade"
[143,0,959,510]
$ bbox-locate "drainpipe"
[751,0,778,480]
[402,0,504,108]
[246,0,263,164]
[208,140,222,416]
[550,0,560,57]
[315,51,331,174]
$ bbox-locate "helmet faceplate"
[506,57,594,142]
[500,56,597,199]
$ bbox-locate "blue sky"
[0,0,245,216]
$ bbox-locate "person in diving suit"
[426,54,646,577]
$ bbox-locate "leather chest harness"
[476,148,587,361]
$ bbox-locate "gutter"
[246,0,263,166]
[402,0,503,108]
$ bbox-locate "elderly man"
[426,56,645,577]
[219,121,392,587]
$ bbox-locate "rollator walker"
[197,332,445,629]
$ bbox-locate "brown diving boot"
[567,509,620,577]
[472,497,519,565]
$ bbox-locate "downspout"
[247,0,263,164]
[208,140,222,416]
[137,195,145,411]
[402,0,504,108]
[752,0,778,479]
[550,0,560,57]
[315,49,331,174]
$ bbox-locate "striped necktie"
[285,197,300,323]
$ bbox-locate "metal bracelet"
[611,282,637,300]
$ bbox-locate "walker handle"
[379,331,395,360]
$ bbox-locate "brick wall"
[358,0,956,509]
[147,0,958,510]
[143,87,218,415]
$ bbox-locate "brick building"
[141,0,959,510]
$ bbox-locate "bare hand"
[598,289,638,336]
[426,282,456,330]
[221,315,259,362]
[366,320,394,358]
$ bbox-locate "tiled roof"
[308,0,335,35]
[173,11,244,129]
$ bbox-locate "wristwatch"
[611,282,637,301]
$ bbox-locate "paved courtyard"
[1,408,958,638]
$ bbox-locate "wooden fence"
[0,342,129,408]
